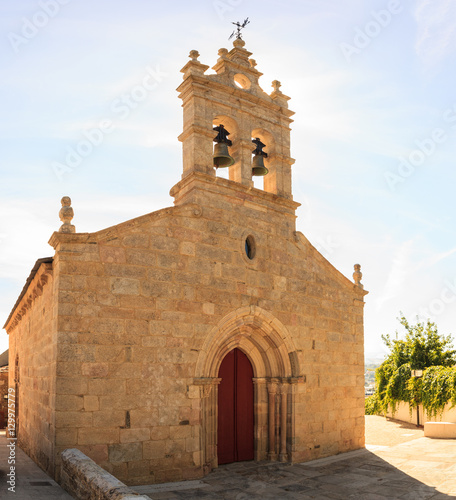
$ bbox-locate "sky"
[1,0,455,359]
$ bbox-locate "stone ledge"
[60,448,150,500]
[424,422,456,439]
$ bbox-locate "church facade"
[5,39,367,485]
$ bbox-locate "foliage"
[368,316,456,417]
[381,317,455,370]
[365,394,380,415]
[406,375,422,408]
[385,363,411,414]
[421,366,456,418]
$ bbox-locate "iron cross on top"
[229,18,250,40]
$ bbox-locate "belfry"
[5,37,367,485]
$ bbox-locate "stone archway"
[193,306,302,472]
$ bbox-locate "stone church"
[4,38,367,485]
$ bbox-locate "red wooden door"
[217,348,254,464]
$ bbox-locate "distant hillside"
[365,352,386,365]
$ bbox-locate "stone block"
[109,442,143,463]
[88,379,126,396]
[56,377,88,395]
[147,268,173,281]
[120,428,151,443]
[424,422,456,438]
[55,428,78,446]
[169,425,192,440]
[55,411,93,428]
[180,242,195,256]
[99,246,126,264]
[77,444,109,463]
[150,235,179,252]
[82,363,109,377]
[130,408,160,427]
[135,309,161,321]
[121,295,156,308]
[143,440,166,459]
[98,394,139,411]
[111,278,140,295]
[127,459,151,478]
[150,426,170,441]
[142,281,179,298]
[89,318,125,334]
[55,395,84,412]
[86,276,110,291]
[123,234,150,248]
[126,249,156,266]
[78,428,119,445]
[98,306,135,319]
[164,468,183,482]
[84,396,99,412]
[93,410,127,427]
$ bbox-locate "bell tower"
[172,38,296,202]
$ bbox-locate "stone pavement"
[134,417,456,499]
[1,418,456,499]
[0,430,72,499]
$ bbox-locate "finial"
[272,80,282,93]
[252,137,268,158]
[59,196,75,233]
[229,17,250,41]
[189,50,200,61]
[218,48,228,58]
[249,58,257,68]
[353,264,363,288]
[233,38,246,49]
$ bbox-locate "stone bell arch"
[176,39,295,198]
[192,306,303,472]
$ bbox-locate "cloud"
[414,0,456,68]
[415,245,456,272]
[375,240,414,310]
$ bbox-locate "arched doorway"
[217,348,254,464]
[194,306,302,471]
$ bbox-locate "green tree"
[382,317,455,370]
[368,316,456,417]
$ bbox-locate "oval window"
[233,73,251,90]
[245,235,256,260]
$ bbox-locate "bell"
[251,137,269,176]
[213,142,235,168]
[252,154,269,176]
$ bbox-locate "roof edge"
[3,257,53,331]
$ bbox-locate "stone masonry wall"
[50,175,365,485]
[0,369,9,428]
[7,263,57,475]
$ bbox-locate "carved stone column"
[279,383,288,462]
[193,377,220,473]
[253,377,268,461]
[267,381,278,460]
[230,137,254,187]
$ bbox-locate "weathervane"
[229,18,250,40]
